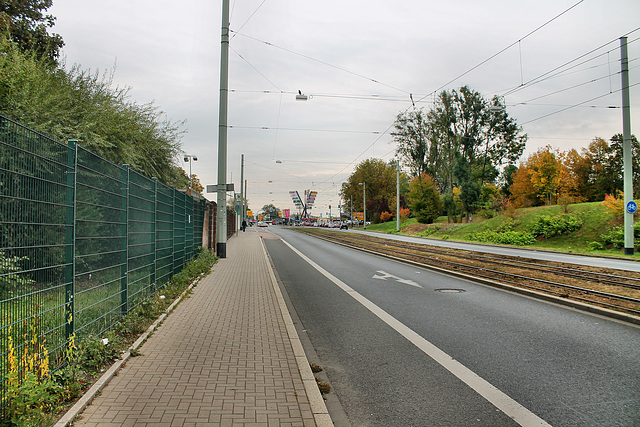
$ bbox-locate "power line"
[503,31,640,97]
[230,0,267,40]
[230,89,436,103]
[520,81,640,125]
[229,125,383,134]
[230,30,412,95]
[415,0,586,104]
[230,47,281,90]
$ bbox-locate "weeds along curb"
[54,272,207,427]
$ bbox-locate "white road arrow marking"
[396,278,422,288]
[372,271,395,280]
[373,271,423,288]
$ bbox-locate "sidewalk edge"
[53,274,204,427]
[259,237,334,427]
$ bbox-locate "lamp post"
[184,154,197,192]
[359,182,366,230]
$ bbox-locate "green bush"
[600,223,640,249]
[589,241,604,251]
[469,230,536,246]
[529,215,583,239]
[418,225,440,237]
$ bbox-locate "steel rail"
[365,237,640,290]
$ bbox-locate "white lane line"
[282,240,551,427]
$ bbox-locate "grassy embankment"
[364,201,640,259]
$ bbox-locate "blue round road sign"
[627,200,638,214]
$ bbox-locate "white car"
[257,221,268,227]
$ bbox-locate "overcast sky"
[50,0,639,217]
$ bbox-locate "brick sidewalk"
[63,229,331,426]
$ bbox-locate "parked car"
[257,221,268,227]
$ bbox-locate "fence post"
[121,164,129,316]
[172,187,177,276]
[151,177,157,292]
[64,140,78,340]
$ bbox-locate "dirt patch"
[403,223,433,235]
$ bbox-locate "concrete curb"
[260,237,334,427]
[54,274,204,427]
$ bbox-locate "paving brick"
[72,230,320,426]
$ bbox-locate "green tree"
[0,0,64,61]
[500,164,518,197]
[261,204,279,220]
[340,158,398,217]
[393,86,526,218]
[408,174,442,224]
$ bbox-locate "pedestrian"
[242,219,247,232]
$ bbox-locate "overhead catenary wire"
[229,125,383,134]
[317,0,590,188]
[415,0,587,104]
[503,31,640,97]
[521,81,640,125]
[230,29,412,95]
[230,0,267,40]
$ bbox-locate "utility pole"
[216,0,230,257]
[240,154,244,232]
[396,159,400,233]
[360,182,366,230]
[621,36,635,255]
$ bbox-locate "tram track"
[293,228,640,321]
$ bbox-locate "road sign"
[627,200,637,214]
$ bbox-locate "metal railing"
[0,114,205,403]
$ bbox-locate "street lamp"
[359,182,366,230]
[183,154,198,192]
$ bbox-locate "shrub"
[495,219,517,233]
[502,199,517,219]
[600,223,640,250]
[477,208,496,219]
[469,230,536,246]
[399,208,411,222]
[380,211,393,222]
[589,241,604,251]
[529,215,583,239]
[601,192,624,218]
[558,193,573,214]
[418,225,440,237]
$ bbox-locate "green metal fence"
[0,114,205,403]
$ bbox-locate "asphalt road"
[263,226,640,427]
[345,228,640,272]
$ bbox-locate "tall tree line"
[393,86,526,222]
